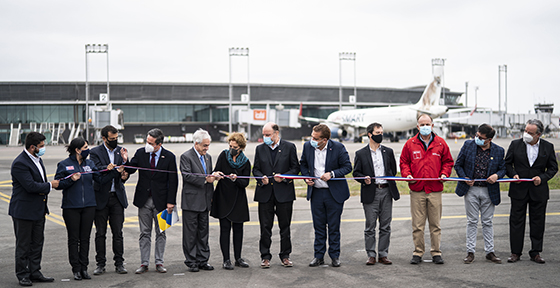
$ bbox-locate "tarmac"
[1,138,559,287]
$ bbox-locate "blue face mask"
[310,140,319,148]
[263,136,273,145]
[419,125,432,136]
[36,147,46,157]
[474,136,486,146]
[80,149,90,159]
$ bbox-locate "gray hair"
[193,129,211,144]
[147,128,164,144]
[526,119,544,135]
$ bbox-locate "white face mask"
[145,143,155,153]
[523,132,534,144]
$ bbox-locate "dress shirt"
[268,138,280,150]
[370,145,387,184]
[526,139,540,167]
[105,143,118,192]
[150,146,162,167]
[313,145,330,188]
[24,149,52,190]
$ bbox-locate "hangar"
[0,81,462,144]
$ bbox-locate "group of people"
[8,115,557,287]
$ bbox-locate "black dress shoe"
[81,270,91,279]
[223,260,234,270]
[331,258,341,267]
[309,258,324,267]
[235,258,249,268]
[188,265,199,272]
[73,272,82,281]
[115,265,128,274]
[30,275,55,282]
[93,266,105,275]
[19,277,33,286]
[198,263,214,270]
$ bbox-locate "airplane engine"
[330,127,348,139]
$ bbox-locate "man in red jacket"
[400,114,454,265]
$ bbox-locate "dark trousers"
[510,195,548,257]
[63,207,96,273]
[310,187,344,260]
[94,193,125,267]
[258,195,293,260]
[12,217,46,281]
[182,210,210,267]
[219,218,244,262]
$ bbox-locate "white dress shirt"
[24,149,52,190]
[370,146,387,184]
[313,145,329,188]
[526,139,540,167]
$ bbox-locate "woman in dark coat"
[55,138,116,280]
[211,132,251,270]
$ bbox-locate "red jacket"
[399,133,454,193]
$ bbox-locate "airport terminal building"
[0,81,462,144]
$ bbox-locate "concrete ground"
[1,138,559,287]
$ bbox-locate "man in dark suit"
[90,125,129,275]
[300,124,352,267]
[180,129,217,272]
[126,128,178,274]
[9,132,59,286]
[353,123,400,266]
[253,122,300,268]
[505,119,558,264]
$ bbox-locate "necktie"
[150,153,156,174]
[200,155,207,174]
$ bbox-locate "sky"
[1,0,559,114]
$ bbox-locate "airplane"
[298,76,475,142]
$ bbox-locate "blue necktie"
[200,155,207,174]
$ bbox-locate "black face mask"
[371,134,383,144]
[106,139,118,149]
[229,148,239,157]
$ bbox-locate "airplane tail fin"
[415,76,442,110]
[299,102,303,118]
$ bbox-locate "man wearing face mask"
[9,132,59,286]
[400,114,454,265]
[253,122,300,268]
[353,123,400,266]
[454,124,506,264]
[126,128,178,274]
[300,124,352,267]
[89,125,129,275]
[505,119,558,264]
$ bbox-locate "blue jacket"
[55,155,106,209]
[300,139,352,204]
[454,140,506,205]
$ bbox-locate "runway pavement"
[1,138,559,287]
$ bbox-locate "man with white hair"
[180,129,218,272]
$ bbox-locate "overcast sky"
[1,0,559,114]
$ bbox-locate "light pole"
[85,44,109,142]
[228,47,250,134]
[499,64,508,136]
[339,52,356,110]
[475,86,479,107]
[465,81,469,107]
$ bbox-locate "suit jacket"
[353,144,400,203]
[252,139,300,203]
[8,151,51,221]
[126,147,178,212]
[180,147,213,212]
[505,138,558,201]
[90,144,129,210]
[300,139,352,204]
[454,140,506,205]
